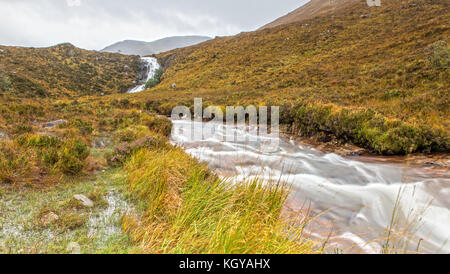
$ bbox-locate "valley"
[0,0,448,254]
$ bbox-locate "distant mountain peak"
[101,35,212,56]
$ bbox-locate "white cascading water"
[128,57,160,93]
[170,120,450,254]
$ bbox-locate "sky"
[0,0,308,50]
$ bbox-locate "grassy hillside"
[260,0,356,30]
[0,43,141,98]
[135,0,449,154]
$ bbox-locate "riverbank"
[170,119,450,253]
[0,95,318,254]
[280,125,450,170]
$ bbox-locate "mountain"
[101,36,212,56]
[0,43,141,97]
[138,0,449,154]
[260,0,357,30]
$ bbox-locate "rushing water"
[170,119,450,254]
[128,57,160,94]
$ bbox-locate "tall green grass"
[122,148,316,254]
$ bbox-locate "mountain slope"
[260,0,357,30]
[140,0,449,154]
[101,36,212,56]
[0,43,141,97]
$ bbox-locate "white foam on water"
[128,57,160,94]
[170,120,450,253]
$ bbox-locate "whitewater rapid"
[170,120,450,254]
[128,57,160,93]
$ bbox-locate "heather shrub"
[56,139,89,175]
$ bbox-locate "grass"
[0,91,318,254]
[122,147,317,254]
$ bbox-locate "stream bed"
[170,119,450,254]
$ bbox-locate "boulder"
[44,119,68,129]
[74,194,94,208]
[67,242,81,254]
[40,212,59,226]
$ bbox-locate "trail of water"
[128,57,160,93]
[170,120,450,253]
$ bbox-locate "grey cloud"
[0,0,307,50]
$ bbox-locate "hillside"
[137,0,449,154]
[260,0,357,30]
[101,36,212,56]
[0,43,141,97]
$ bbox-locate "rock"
[422,161,438,167]
[345,149,366,157]
[93,139,109,148]
[132,136,157,148]
[40,212,59,226]
[74,194,94,208]
[67,242,81,254]
[44,119,67,129]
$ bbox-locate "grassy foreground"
[122,147,315,254]
[0,93,316,254]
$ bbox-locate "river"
[170,119,450,254]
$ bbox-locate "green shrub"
[288,103,449,154]
[144,116,173,137]
[56,139,89,175]
[144,68,163,89]
[27,135,61,148]
[0,72,11,92]
[113,125,151,143]
[12,123,33,134]
[71,118,93,135]
[0,140,28,184]
[426,40,449,69]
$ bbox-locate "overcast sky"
[0,0,308,50]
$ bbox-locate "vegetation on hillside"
[0,43,141,97]
[137,0,450,154]
[144,68,164,89]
